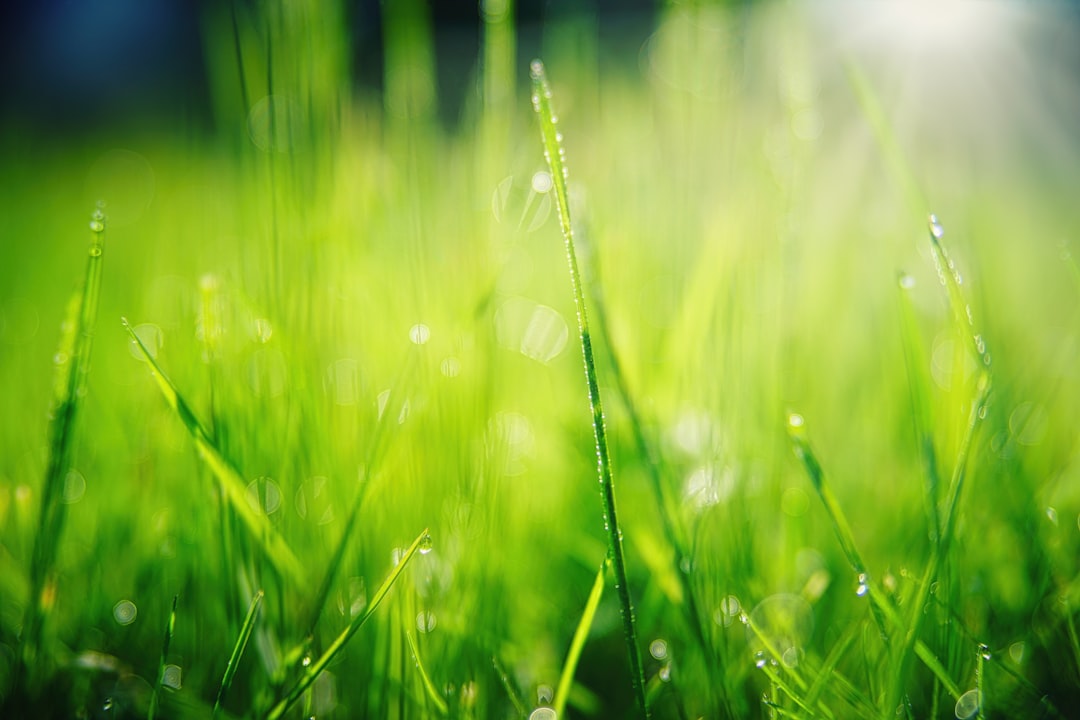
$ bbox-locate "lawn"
[1,1,1079,718]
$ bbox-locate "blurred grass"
[1,0,1080,718]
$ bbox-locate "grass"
[2,1,1080,718]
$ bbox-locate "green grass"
[2,1,1080,718]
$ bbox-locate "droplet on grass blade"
[418,533,433,554]
[954,689,980,719]
[529,709,556,720]
[649,639,669,660]
[416,611,437,633]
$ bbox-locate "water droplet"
[536,684,553,705]
[409,323,431,345]
[898,273,916,290]
[929,214,945,239]
[103,697,114,711]
[649,639,669,660]
[113,599,138,625]
[856,573,870,597]
[127,323,163,361]
[62,469,86,504]
[1009,641,1026,664]
[529,708,557,720]
[419,533,434,555]
[954,688,979,719]
[529,60,544,79]
[440,357,461,378]
[788,412,805,429]
[531,171,553,194]
[416,611,437,633]
[659,663,672,682]
[754,651,767,668]
[246,477,282,515]
[89,220,105,233]
[979,643,991,660]
[1046,507,1059,526]
[162,664,182,689]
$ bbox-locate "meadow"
[2,1,1080,718]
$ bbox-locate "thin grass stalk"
[265,528,429,720]
[405,631,449,716]
[148,595,178,720]
[214,589,264,718]
[787,415,890,645]
[306,347,417,637]
[21,207,106,688]
[530,58,649,719]
[123,318,305,586]
[493,655,529,719]
[554,557,608,718]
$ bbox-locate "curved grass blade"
[21,207,107,687]
[554,557,608,719]
[148,594,178,720]
[265,528,429,720]
[213,589,264,718]
[530,57,649,719]
[405,631,449,716]
[122,318,305,586]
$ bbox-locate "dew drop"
[979,643,991,661]
[416,610,437,633]
[929,214,945,239]
[754,651,767,669]
[409,323,431,345]
[649,638,669,660]
[302,655,312,667]
[856,573,869,597]
[954,688,979,719]
[529,709,556,720]
[529,60,544,79]
[787,412,805,429]
[419,533,434,555]
[89,220,105,233]
[898,273,916,290]
[531,171,553,194]
[162,664,182,689]
[113,599,138,625]
[658,663,672,682]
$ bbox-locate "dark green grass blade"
[405,631,449,716]
[264,528,429,720]
[122,318,305,586]
[21,208,106,686]
[213,589,264,718]
[493,655,529,719]
[148,594,178,720]
[530,58,649,720]
[554,557,608,719]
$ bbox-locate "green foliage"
[1,2,1079,718]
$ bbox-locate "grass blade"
[122,317,305,586]
[214,589,264,718]
[405,631,449,716]
[265,527,430,720]
[21,207,107,688]
[530,57,649,719]
[492,655,529,719]
[554,557,608,719]
[148,594,178,720]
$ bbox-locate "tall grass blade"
[530,58,649,719]
[554,557,608,719]
[148,594,178,720]
[787,413,889,644]
[405,631,449,716]
[21,207,107,688]
[492,655,529,719]
[264,528,429,720]
[213,589,264,718]
[122,318,305,586]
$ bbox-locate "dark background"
[0,0,662,134]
